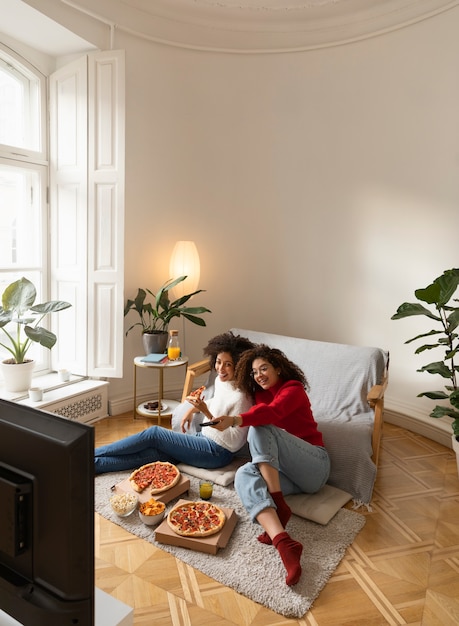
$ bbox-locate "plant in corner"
[0,277,72,392]
[124,275,211,353]
[391,268,459,441]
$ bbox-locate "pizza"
[187,385,206,400]
[129,461,181,494]
[167,501,226,537]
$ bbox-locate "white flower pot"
[452,434,459,478]
[1,359,35,392]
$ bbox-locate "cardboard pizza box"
[115,473,190,505]
[154,499,238,555]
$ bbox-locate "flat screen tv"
[0,398,94,625]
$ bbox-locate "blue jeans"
[234,425,330,521]
[94,426,234,474]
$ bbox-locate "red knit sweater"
[240,379,324,447]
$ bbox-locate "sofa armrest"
[367,372,388,466]
[181,358,211,402]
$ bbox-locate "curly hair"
[234,344,308,396]
[202,331,255,369]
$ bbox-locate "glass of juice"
[199,480,213,500]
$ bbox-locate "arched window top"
[0,46,45,156]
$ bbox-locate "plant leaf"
[417,390,449,400]
[417,361,454,378]
[2,277,36,313]
[30,300,72,314]
[391,302,441,322]
[430,405,459,420]
[24,325,57,349]
[447,308,459,333]
[181,313,207,326]
[405,330,442,344]
[414,343,442,354]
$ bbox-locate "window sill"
[0,373,109,423]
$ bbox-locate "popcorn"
[109,492,138,516]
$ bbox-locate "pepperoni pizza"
[167,501,226,537]
[186,385,206,401]
[129,461,181,494]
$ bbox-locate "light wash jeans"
[234,425,330,521]
[94,426,234,474]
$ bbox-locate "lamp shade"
[169,241,200,299]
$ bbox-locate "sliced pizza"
[186,385,206,401]
[129,461,180,494]
[167,500,226,537]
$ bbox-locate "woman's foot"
[273,531,303,586]
[258,491,292,545]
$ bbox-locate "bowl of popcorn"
[138,498,166,526]
[109,492,138,517]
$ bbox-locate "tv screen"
[0,399,94,625]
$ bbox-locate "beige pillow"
[285,485,352,525]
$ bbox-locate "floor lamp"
[169,241,201,355]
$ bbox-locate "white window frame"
[0,42,125,382]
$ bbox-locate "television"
[0,398,94,625]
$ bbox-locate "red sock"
[273,531,303,586]
[258,491,292,545]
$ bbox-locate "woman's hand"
[211,415,236,431]
[180,407,196,433]
[186,395,209,416]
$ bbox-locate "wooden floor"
[94,415,459,626]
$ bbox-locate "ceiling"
[0,0,95,56]
[0,0,458,54]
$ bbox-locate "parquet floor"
[94,415,459,625]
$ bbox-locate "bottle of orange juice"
[167,330,181,360]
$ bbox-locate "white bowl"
[109,492,138,517]
[138,509,165,526]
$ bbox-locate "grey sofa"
[172,328,389,510]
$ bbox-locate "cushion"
[285,485,352,525]
[177,458,247,487]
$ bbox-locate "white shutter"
[87,50,125,378]
[49,50,125,378]
[49,56,88,375]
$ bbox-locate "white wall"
[5,3,459,429]
[116,10,459,425]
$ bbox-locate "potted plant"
[0,277,72,392]
[124,275,211,354]
[391,268,459,472]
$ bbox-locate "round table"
[133,356,188,425]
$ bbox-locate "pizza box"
[154,499,238,555]
[115,474,190,505]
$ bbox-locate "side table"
[133,356,188,425]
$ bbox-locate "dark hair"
[202,331,255,369]
[234,344,308,396]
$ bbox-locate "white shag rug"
[95,471,365,619]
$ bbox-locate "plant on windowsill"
[391,268,459,472]
[124,275,211,354]
[0,277,72,392]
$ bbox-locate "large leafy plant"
[124,275,211,336]
[391,268,459,437]
[0,277,72,364]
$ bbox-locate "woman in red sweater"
[213,345,330,586]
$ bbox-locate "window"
[0,46,49,371]
[0,43,125,382]
[0,51,41,152]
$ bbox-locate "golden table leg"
[157,368,164,426]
